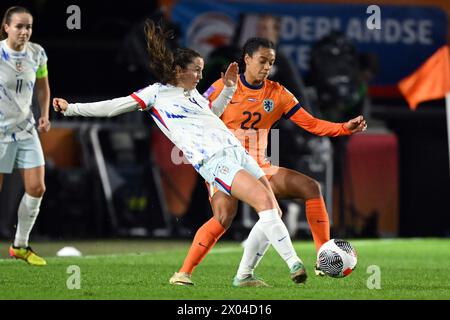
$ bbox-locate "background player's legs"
[14,166,45,248]
[270,167,330,252]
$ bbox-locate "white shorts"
[199,146,265,196]
[0,130,45,173]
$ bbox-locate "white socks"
[14,193,42,248]
[236,220,271,279]
[236,209,301,279]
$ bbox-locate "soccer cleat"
[290,261,307,284]
[232,275,270,287]
[314,262,326,276]
[9,245,47,266]
[169,272,194,286]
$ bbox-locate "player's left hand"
[344,115,367,133]
[38,117,51,133]
[222,62,239,87]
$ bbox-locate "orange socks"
[305,197,330,252]
[179,217,226,274]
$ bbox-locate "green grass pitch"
[0,238,449,300]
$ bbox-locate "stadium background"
[0,0,449,243]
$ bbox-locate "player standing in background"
[0,6,51,266]
[175,37,367,287]
[53,20,308,287]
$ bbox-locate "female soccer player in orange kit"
[172,37,366,287]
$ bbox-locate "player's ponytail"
[144,19,202,85]
[1,6,32,40]
[144,19,176,84]
[240,37,275,72]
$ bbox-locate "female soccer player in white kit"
[53,20,308,285]
[0,6,51,266]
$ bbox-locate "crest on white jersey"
[15,61,23,72]
[219,165,229,175]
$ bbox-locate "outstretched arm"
[53,96,140,118]
[210,62,238,117]
[289,107,367,136]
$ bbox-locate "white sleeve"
[210,85,236,117]
[63,84,159,117]
[64,96,140,117]
[130,84,159,110]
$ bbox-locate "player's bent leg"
[230,170,276,212]
[269,167,321,200]
[234,175,272,287]
[270,167,329,276]
[170,192,237,286]
[211,192,239,230]
[231,171,307,285]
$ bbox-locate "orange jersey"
[204,74,351,166]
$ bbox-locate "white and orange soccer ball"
[317,239,357,278]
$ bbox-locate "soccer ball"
[317,239,357,278]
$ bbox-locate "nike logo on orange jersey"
[230,101,240,104]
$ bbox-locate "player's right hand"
[52,98,69,113]
[221,62,239,87]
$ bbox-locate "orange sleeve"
[279,85,300,116]
[202,79,224,102]
[289,108,352,137]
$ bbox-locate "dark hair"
[144,19,201,84]
[1,6,32,40]
[240,37,275,72]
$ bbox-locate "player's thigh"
[269,166,321,200]
[231,169,276,212]
[16,135,46,197]
[0,142,18,192]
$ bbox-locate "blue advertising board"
[172,1,448,87]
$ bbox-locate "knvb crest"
[263,99,274,112]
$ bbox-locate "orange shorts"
[205,163,280,200]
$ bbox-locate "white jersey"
[0,40,47,142]
[131,83,244,169]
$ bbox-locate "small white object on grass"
[57,246,82,257]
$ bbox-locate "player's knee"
[214,209,236,230]
[304,178,322,199]
[212,199,237,230]
[26,183,46,198]
[254,191,277,212]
